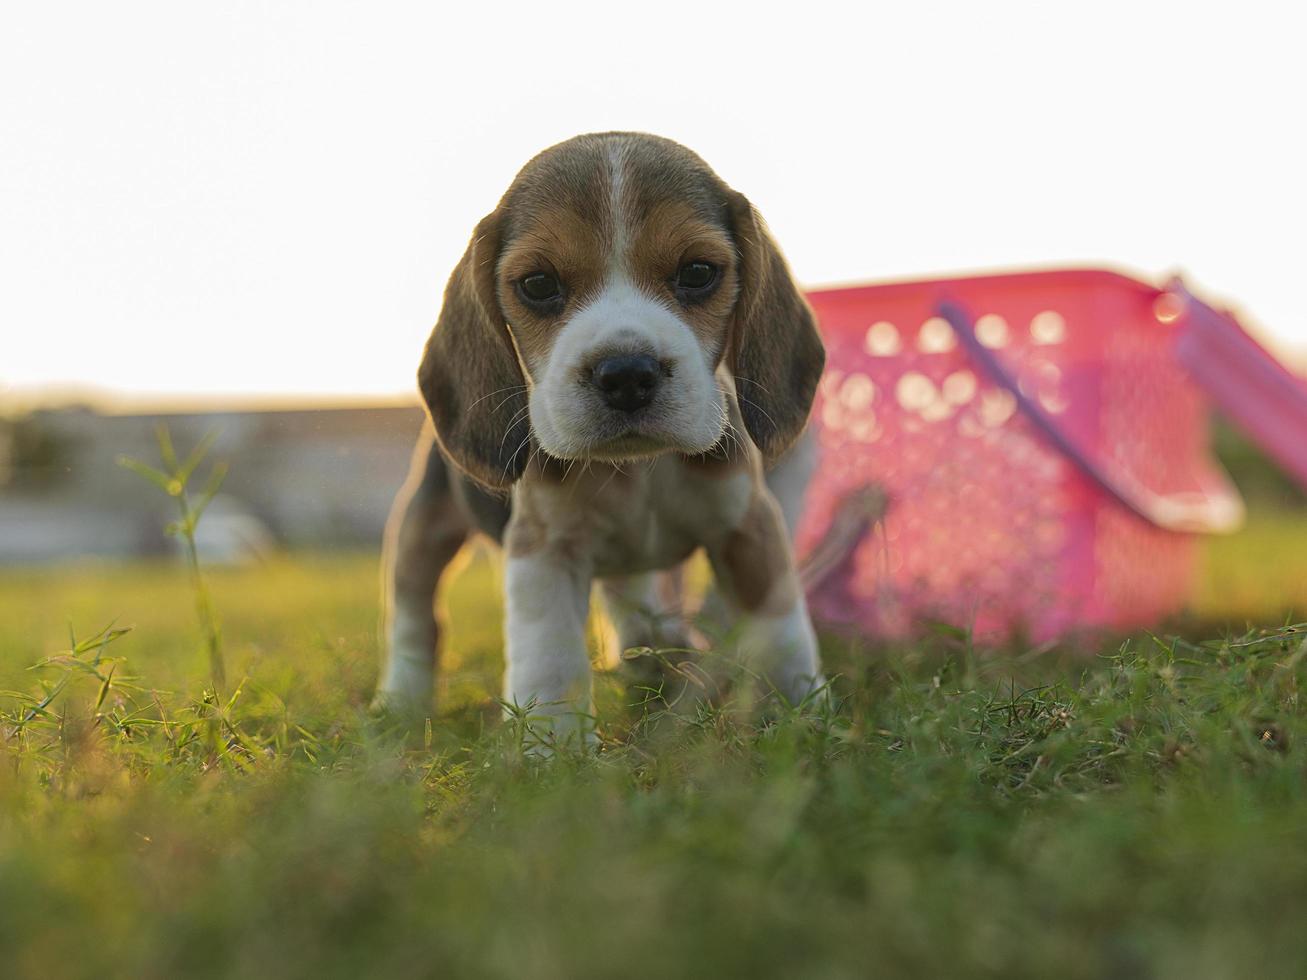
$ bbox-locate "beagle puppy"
[374,132,826,743]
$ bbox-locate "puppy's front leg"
[707,488,826,705]
[503,540,596,749]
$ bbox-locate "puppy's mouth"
[583,430,673,460]
[549,412,717,462]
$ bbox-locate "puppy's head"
[419,132,824,489]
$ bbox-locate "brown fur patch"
[504,513,546,557]
[417,211,532,489]
[725,192,826,459]
[625,199,738,365]
[498,202,611,376]
[504,484,593,569]
[504,489,548,557]
[717,491,797,614]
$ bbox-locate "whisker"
[563,458,586,503]
[498,409,532,452]
[465,384,529,414]
[733,374,776,398]
[592,465,621,500]
[489,390,530,416]
[502,404,531,432]
[735,391,780,435]
[501,430,534,484]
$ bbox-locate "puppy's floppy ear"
[418,210,531,489]
[726,191,825,459]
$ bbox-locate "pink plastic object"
[1169,278,1307,489]
[793,268,1294,643]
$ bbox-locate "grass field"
[2,515,1306,979]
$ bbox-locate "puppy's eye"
[518,273,562,304]
[675,261,717,291]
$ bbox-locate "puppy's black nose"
[592,354,661,413]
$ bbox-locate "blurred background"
[2,1,1304,625]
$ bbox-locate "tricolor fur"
[375,133,826,745]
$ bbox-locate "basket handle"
[937,301,1245,534]
[1167,276,1307,490]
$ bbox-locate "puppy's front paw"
[368,689,433,722]
[369,670,435,720]
[372,643,436,719]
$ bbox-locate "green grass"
[2,514,1307,980]
[1197,512,1307,623]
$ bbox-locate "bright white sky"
[3,0,1304,407]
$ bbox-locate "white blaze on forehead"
[606,140,631,277]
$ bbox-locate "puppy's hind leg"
[600,572,693,658]
[373,427,469,717]
[600,571,702,696]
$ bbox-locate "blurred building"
[0,403,425,563]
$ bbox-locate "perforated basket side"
[799,269,1241,642]
[799,276,1096,640]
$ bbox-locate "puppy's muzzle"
[591,354,664,413]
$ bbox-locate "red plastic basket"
[794,268,1306,643]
